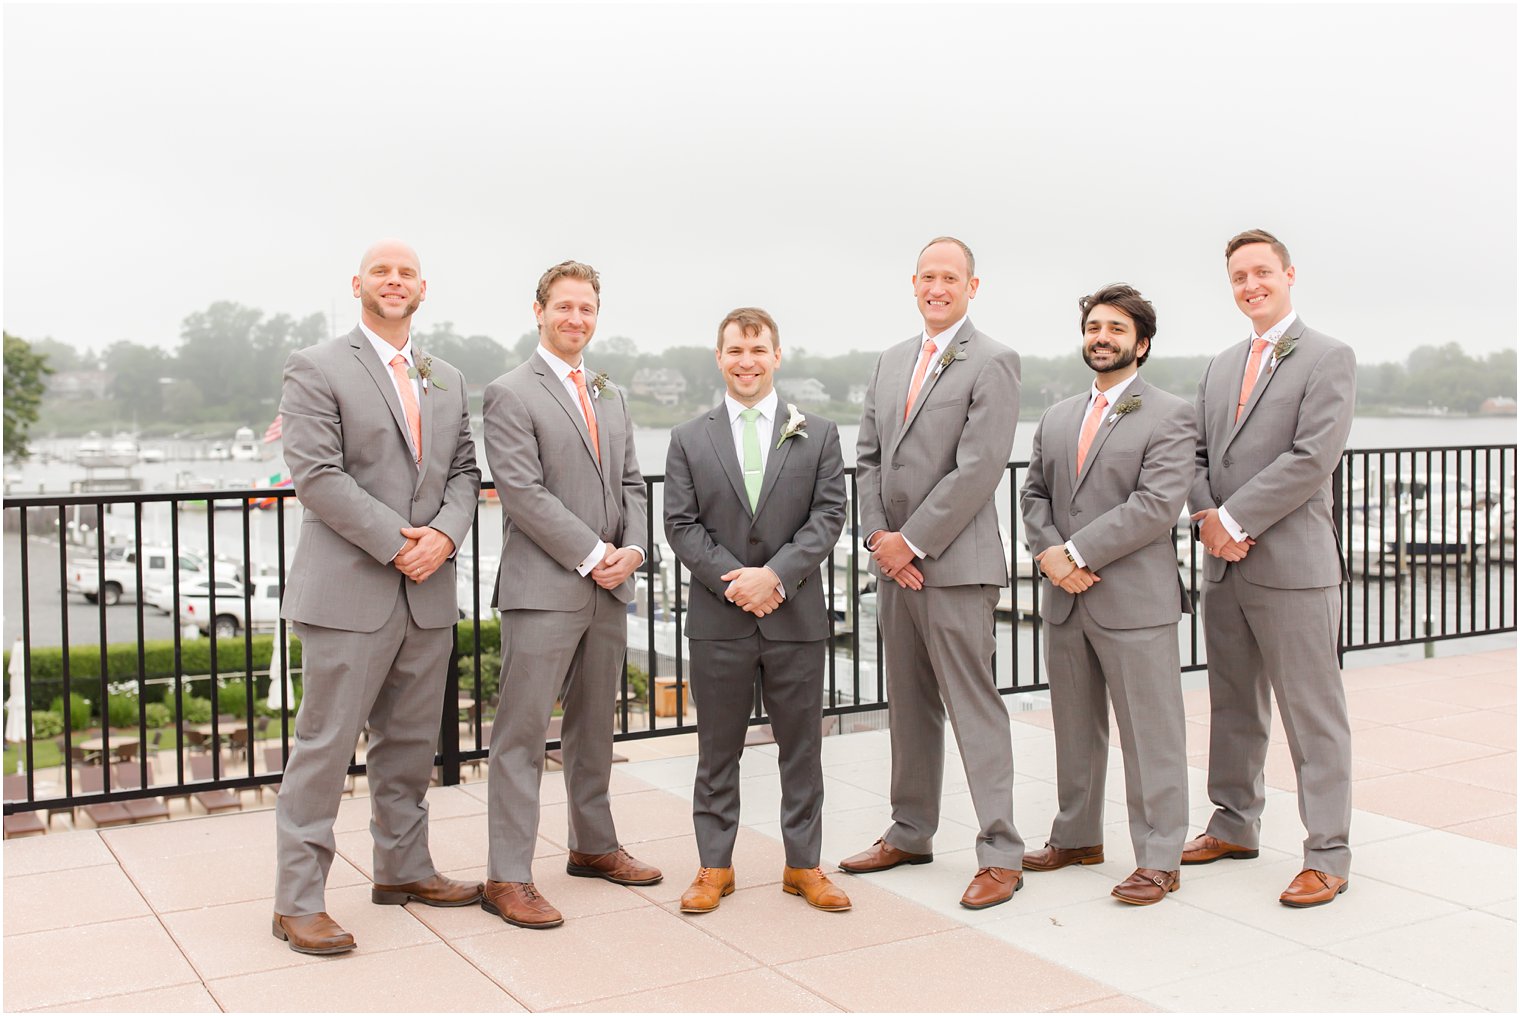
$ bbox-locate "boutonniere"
[1270,334,1297,367]
[776,403,808,449]
[589,370,612,399]
[932,345,968,378]
[407,354,447,392]
[1107,395,1141,424]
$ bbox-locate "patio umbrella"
[266,640,296,713]
[6,638,29,744]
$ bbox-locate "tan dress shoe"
[372,873,484,907]
[1279,869,1348,908]
[566,847,664,886]
[838,838,933,874]
[271,912,356,955]
[483,880,564,929]
[960,867,1022,910]
[1023,843,1105,871]
[1111,868,1180,905]
[782,866,852,912]
[1180,833,1260,865]
[679,867,736,913]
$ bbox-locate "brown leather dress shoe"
[782,866,852,912]
[1279,869,1349,908]
[960,867,1022,910]
[1024,843,1105,871]
[679,867,735,913]
[1181,833,1260,865]
[271,912,356,955]
[838,838,933,874]
[1111,868,1180,905]
[566,847,664,886]
[482,880,564,929]
[372,873,484,907]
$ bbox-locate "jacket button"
[1223,456,1232,467]
[798,577,807,587]
[1070,508,1080,516]
[749,537,760,545]
[892,463,903,470]
[1214,496,1223,506]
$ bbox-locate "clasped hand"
[1034,546,1100,594]
[870,531,924,590]
[394,526,455,583]
[592,545,644,590]
[1190,509,1256,561]
[721,566,783,617]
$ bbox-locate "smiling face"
[353,241,425,328]
[716,321,780,407]
[1228,241,1295,333]
[534,277,600,365]
[1081,303,1147,380]
[913,241,979,336]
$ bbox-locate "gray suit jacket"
[1020,376,1194,628]
[483,351,647,612]
[856,320,1020,588]
[279,327,481,632]
[1188,318,1356,589]
[664,404,847,642]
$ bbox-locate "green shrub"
[143,702,172,728]
[180,696,213,724]
[214,679,252,716]
[30,710,63,739]
[49,693,93,731]
[455,619,501,657]
[107,693,141,728]
[624,662,649,702]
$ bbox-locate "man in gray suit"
[481,260,661,930]
[273,239,483,955]
[664,307,850,914]
[841,236,1025,910]
[1184,229,1357,908]
[1019,284,1194,906]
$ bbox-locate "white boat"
[230,427,261,461]
[76,431,138,468]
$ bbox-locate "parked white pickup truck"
[179,575,282,638]
[66,546,217,606]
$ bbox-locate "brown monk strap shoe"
[1024,843,1105,871]
[838,838,933,874]
[960,866,1022,910]
[271,911,356,955]
[1111,868,1181,905]
[679,867,736,913]
[372,873,484,907]
[782,866,852,912]
[1279,869,1349,908]
[566,847,664,886]
[1181,833,1260,865]
[482,880,564,929]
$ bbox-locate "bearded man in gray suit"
[481,260,661,930]
[1184,229,1357,908]
[664,307,850,915]
[1020,284,1194,906]
[840,237,1025,911]
[273,239,483,955]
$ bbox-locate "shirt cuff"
[903,535,926,559]
[865,530,885,552]
[1064,540,1087,570]
[576,541,608,576]
[626,545,646,568]
[1218,506,1249,542]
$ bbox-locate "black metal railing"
[3,443,1514,818]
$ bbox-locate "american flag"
[263,414,283,443]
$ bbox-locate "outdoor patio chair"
[186,754,243,814]
[105,761,171,823]
[3,775,47,838]
[71,766,134,828]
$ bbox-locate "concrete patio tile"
[735,773,885,827]
[556,966,840,1012]
[1342,687,1475,726]
[4,863,151,936]
[933,780,1058,834]
[825,756,969,798]
[771,801,980,872]
[451,905,755,1010]
[119,836,365,912]
[813,729,894,764]
[1399,677,1517,709]
[1424,751,1517,793]
[537,788,694,850]
[780,927,1119,1013]
[335,810,488,879]
[1351,771,1515,828]
[668,875,959,966]
[99,807,275,862]
[1328,909,1517,1012]
[1352,725,1504,771]
[1353,829,1516,907]
[159,881,440,981]
[1340,664,1442,691]
[1,828,115,877]
[207,941,524,1012]
[1481,897,1516,920]
[869,844,1118,924]
[619,753,700,791]
[28,983,222,1012]
[1054,994,1161,1012]
[620,828,789,906]
[2,916,201,1011]
[1404,710,1518,750]
[1135,945,1482,1012]
[1445,813,1516,847]
[406,860,652,939]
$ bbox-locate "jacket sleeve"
[662,427,745,597]
[425,361,482,551]
[854,355,888,541]
[1019,410,1063,555]
[616,391,650,554]
[1187,359,1216,516]
[765,421,848,596]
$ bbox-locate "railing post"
[437,638,462,787]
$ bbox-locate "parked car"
[67,546,218,606]
[179,576,282,638]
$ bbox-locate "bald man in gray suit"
[1020,284,1194,906]
[273,239,483,955]
[1185,229,1357,908]
[841,236,1025,911]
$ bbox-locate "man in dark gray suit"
[841,237,1025,910]
[1020,284,1194,906]
[664,307,850,914]
[481,260,661,930]
[273,239,483,955]
[1185,229,1357,908]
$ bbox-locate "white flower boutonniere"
[1107,394,1142,424]
[932,345,968,378]
[776,403,808,449]
[407,354,447,392]
[589,370,612,399]
[1270,334,1297,370]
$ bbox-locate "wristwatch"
[1063,546,1077,566]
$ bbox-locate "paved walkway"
[3,646,1514,1012]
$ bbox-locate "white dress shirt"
[360,321,422,430]
[724,388,785,599]
[1218,310,1298,542]
[1064,372,1140,570]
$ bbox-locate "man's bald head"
[358,238,422,275]
[353,239,427,333]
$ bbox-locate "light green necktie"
[740,408,763,510]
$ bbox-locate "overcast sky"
[4,3,1515,367]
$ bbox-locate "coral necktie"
[1076,394,1109,475]
[1236,338,1270,422]
[571,368,601,463]
[388,355,422,464]
[904,338,937,420]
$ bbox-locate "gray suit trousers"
[689,634,825,869]
[1202,568,1352,877]
[275,585,452,915]
[879,583,1022,868]
[1044,598,1188,870]
[488,590,625,882]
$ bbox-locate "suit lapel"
[1061,396,1086,495]
[890,321,973,458]
[588,369,612,485]
[1072,377,1146,498]
[350,329,416,464]
[752,409,794,519]
[533,353,602,473]
[414,354,435,491]
[706,407,751,514]
[1224,318,1302,452]
[881,337,916,453]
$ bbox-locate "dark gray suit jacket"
[664,404,846,642]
